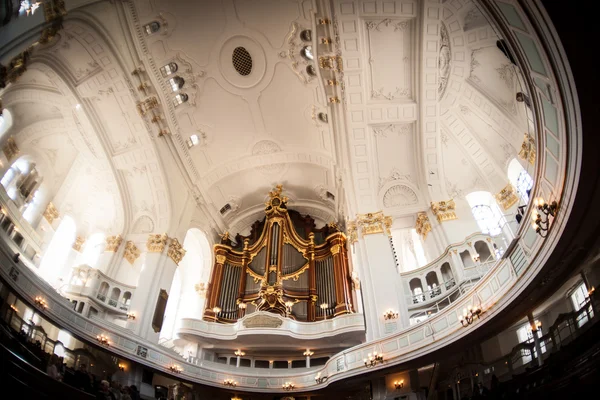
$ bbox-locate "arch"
[38,215,76,286]
[80,232,105,268]
[474,240,493,263]
[466,191,506,236]
[409,278,425,303]
[425,271,441,298]
[121,292,132,311]
[460,250,474,268]
[440,263,454,289]
[110,287,121,302]
[98,282,109,301]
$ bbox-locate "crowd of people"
[1,320,141,400]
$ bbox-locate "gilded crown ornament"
[415,212,431,240]
[495,184,519,210]
[168,238,186,265]
[43,202,59,224]
[430,199,457,222]
[518,133,536,165]
[72,236,85,252]
[351,211,393,237]
[105,235,123,252]
[147,233,168,252]
[124,241,140,264]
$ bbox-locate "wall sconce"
[531,197,558,238]
[234,350,245,357]
[320,303,328,310]
[34,296,48,309]
[213,306,222,314]
[315,372,327,383]
[303,349,314,357]
[223,378,237,387]
[238,302,247,310]
[118,363,125,371]
[459,305,482,327]
[96,334,110,346]
[126,312,136,320]
[282,382,295,391]
[10,304,18,313]
[383,310,399,320]
[528,320,542,332]
[589,286,596,296]
[168,364,183,374]
[231,397,242,400]
[394,380,404,389]
[363,351,384,367]
[472,253,480,263]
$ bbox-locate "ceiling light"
[75,104,82,110]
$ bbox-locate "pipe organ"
[204,185,355,323]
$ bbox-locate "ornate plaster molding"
[495,184,519,210]
[124,241,140,265]
[430,199,457,222]
[105,235,123,252]
[349,211,393,237]
[168,238,186,266]
[43,202,59,224]
[518,133,536,165]
[72,236,85,252]
[415,212,432,240]
[147,233,168,253]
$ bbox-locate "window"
[144,21,160,35]
[168,76,184,92]
[508,159,533,203]
[232,47,252,76]
[301,45,314,60]
[570,282,593,327]
[466,191,506,236]
[173,93,188,107]
[80,232,105,268]
[306,65,317,76]
[160,62,178,77]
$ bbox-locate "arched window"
[39,215,76,286]
[168,76,184,92]
[0,109,13,140]
[466,191,506,236]
[508,159,533,203]
[80,232,105,268]
[391,228,428,273]
[301,45,314,61]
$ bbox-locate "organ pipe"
[204,185,354,323]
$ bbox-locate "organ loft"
[204,185,355,323]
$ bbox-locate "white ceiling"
[0,0,532,239]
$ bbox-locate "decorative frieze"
[351,211,393,237]
[42,202,59,224]
[346,221,358,244]
[495,184,519,210]
[105,235,123,252]
[3,137,19,162]
[430,199,457,222]
[72,236,85,252]
[168,238,186,265]
[415,212,432,240]
[124,241,141,265]
[147,233,168,252]
[518,133,536,165]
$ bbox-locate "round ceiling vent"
[232,46,252,76]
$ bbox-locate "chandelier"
[459,305,482,327]
[383,309,398,320]
[126,312,136,320]
[234,350,245,357]
[315,372,327,384]
[96,334,110,346]
[531,197,558,238]
[282,382,295,391]
[168,364,183,374]
[223,378,237,387]
[34,296,48,309]
[303,349,314,357]
[363,351,383,367]
[394,380,404,389]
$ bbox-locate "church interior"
[0,0,599,399]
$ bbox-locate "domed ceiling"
[0,0,533,239]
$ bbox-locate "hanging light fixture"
[282,382,295,391]
[223,378,237,387]
[394,380,404,389]
[383,310,399,320]
[363,351,384,367]
[96,334,110,346]
[459,305,482,327]
[531,197,558,237]
[34,296,48,309]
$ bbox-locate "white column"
[126,234,180,342]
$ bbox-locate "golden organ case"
[204,186,355,323]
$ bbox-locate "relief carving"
[147,233,168,252]
[242,314,283,329]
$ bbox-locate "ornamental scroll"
[204,185,354,324]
